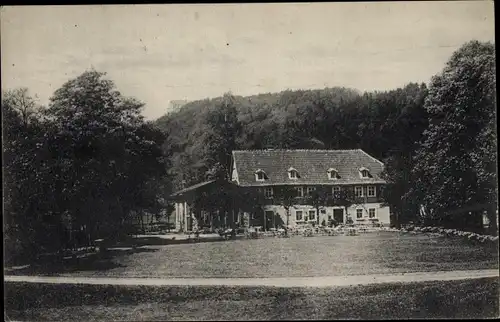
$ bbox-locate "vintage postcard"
[2,2,498,320]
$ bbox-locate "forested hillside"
[156,84,429,218]
[156,41,496,232]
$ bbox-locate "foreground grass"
[5,278,499,320]
[8,232,496,278]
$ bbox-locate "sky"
[1,2,495,120]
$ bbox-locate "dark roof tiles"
[232,149,386,186]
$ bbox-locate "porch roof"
[170,180,217,198]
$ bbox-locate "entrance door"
[333,209,344,224]
[264,211,274,231]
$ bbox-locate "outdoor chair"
[303,229,314,237]
[346,227,359,236]
[246,228,260,239]
[324,227,335,236]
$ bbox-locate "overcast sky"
[1,2,495,120]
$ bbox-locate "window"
[309,210,316,221]
[264,187,274,198]
[296,210,303,221]
[332,186,340,196]
[359,167,370,178]
[307,186,316,196]
[288,167,299,180]
[295,186,304,198]
[367,186,376,197]
[328,168,339,180]
[355,186,364,197]
[369,208,376,218]
[356,209,363,219]
[255,169,267,182]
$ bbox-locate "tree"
[332,187,359,225]
[2,88,59,262]
[307,188,330,226]
[44,69,168,244]
[2,88,42,127]
[202,93,242,180]
[274,186,298,236]
[410,40,497,234]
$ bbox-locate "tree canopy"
[3,70,169,263]
[410,40,496,232]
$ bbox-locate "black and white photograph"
[2,2,498,320]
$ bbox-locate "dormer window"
[255,169,267,182]
[288,167,299,180]
[359,167,370,178]
[327,168,339,180]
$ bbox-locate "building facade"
[170,180,241,232]
[231,149,391,228]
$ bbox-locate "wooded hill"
[155,40,496,233]
[156,84,428,215]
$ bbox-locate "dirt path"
[5,269,498,288]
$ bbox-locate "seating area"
[243,224,384,238]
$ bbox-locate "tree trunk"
[487,206,498,236]
[285,207,290,237]
[231,207,236,239]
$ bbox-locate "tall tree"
[202,93,242,180]
[2,88,42,127]
[45,69,168,243]
[378,83,429,226]
[274,186,299,236]
[410,40,497,234]
[2,87,69,258]
[307,188,330,226]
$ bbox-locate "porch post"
[183,201,187,232]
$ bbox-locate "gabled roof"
[231,149,386,186]
[170,179,239,199]
[170,180,216,197]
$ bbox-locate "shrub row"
[399,226,499,244]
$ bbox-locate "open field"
[7,232,498,278]
[5,277,499,320]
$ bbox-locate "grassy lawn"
[5,277,499,320]
[11,231,496,278]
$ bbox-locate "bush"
[394,225,498,246]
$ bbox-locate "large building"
[230,149,391,228]
[170,149,391,232]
